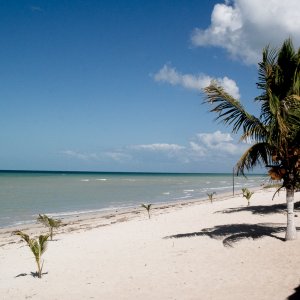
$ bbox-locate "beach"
[1,188,300,300]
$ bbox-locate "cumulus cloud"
[103,152,131,162]
[60,131,246,168]
[131,143,185,152]
[189,141,206,157]
[60,150,96,161]
[192,130,244,156]
[131,131,245,164]
[154,64,240,98]
[197,131,233,146]
[60,150,131,162]
[191,0,300,64]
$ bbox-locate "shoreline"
[0,172,267,229]
[0,186,265,246]
[1,186,300,299]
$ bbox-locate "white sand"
[1,188,300,300]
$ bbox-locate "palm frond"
[13,230,31,244]
[141,204,152,210]
[256,44,278,101]
[37,214,49,226]
[203,83,266,141]
[236,143,273,175]
[39,234,49,255]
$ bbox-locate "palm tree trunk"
[36,257,42,278]
[285,187,297,241]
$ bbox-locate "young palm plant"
[203,38,300,240]
[242,188,254,206]
[141,203,152,219]
[37,214,62,241]
[207,192,216,203]
[14,230,49,278]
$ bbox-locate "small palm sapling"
[37,214,62,240]
[207,192,216,203]
[242,188,254,206]
[141,204,152,219]
[14,230,49,278]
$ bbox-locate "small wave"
[215,186,232,190]
[163,192,170,195]
[175,195,193,200]
[41,207,119,218]
[80,179,90,182]
[184,189,194,192]
[9,220,35,227]
[96,178,107,181]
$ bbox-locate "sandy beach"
[1,188,300,300]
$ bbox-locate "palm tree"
[203,38,300,241]
[14,230,49,278]
[37,214,62,241]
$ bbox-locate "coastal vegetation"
[242,188,254,206]
[141,203,152,219]
[203,38,300,240]
[207,192,216,203]
[13,230,49,278]
[37,214,62,241]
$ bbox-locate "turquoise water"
[0,171,267,228]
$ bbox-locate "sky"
[1,0,300,173]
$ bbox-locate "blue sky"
[1,0,300,172]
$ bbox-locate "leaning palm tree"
[203,38,300,241]
[14,230,49,278]
[37,214,62,241]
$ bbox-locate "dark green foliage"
[204,39,300,185]
[203,38,300,240]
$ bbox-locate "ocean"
[0,171,267,228]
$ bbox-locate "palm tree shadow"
[15,271,48,278]
[215,201,300,216]
[288,284,300,299]
[164,223,291,247]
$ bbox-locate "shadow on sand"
[214,201,300,216]
[164,223,291,247]
[287,284,300,299]
[15,271,48,278]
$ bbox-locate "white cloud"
[193,131,243,156]
[191,0,300,64]
[103,152,131,162]
[131,143,185,152]
[131,131,245,164]
[60,131,246,168]
[197,131,233,146]
[154,64,240,98]
[60,150,94,161]
[189,141,206,157]
[60,150,130,162]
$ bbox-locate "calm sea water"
[0,171,267,228]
